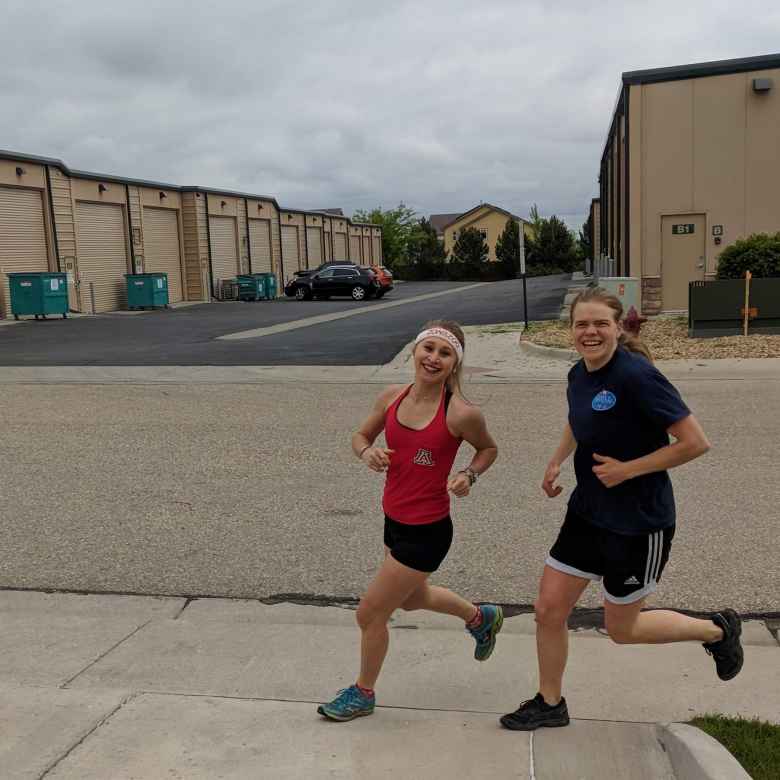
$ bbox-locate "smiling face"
[413,336,458,386]
[571,300,622,370]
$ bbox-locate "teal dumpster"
[253,272,277,299]
[236,275,266,302]
[9,272,68,320]
[126,273,169,309]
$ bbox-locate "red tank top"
[382,386,462,525]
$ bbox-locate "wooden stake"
[743,271,752,337]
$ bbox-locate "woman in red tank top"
[318,320,501,722]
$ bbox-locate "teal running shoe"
[467,604,504,661]
[317,685,376,722]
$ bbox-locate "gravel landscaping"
[521,317,780,360]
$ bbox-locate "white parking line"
[217,283,488,340]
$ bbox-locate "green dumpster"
[9,272,68,320]
[260,272,278,299]
[236,275,265,301]
[125,273,169,310]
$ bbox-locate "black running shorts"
[547,508,674,604]
[384,515,453,573]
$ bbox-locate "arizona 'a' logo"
[413,448,435,466]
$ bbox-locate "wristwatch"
[461,467,478,486]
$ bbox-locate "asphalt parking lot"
[0,275,569,366]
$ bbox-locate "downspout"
[245,199,252,273]
[624,84,631,278]
[125,184,137,274]
[44,166,61,272]
[303,213,310,269]
[204,192,215,299]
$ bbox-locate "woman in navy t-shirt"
[501,287,744,732]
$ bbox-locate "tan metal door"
[362,236,371,264]
[209,216,239,295]
[372,236,381,264]
[334,233,348,261]
[143,207,184,303]
[249,218,273,274]
[323,232,331,262]
[661,215,706,310]
[281,225,300,276]
[306,226,322,266]
[349,235,361,262]
[76,202,129,313]
[0,186,49,318]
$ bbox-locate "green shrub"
[716,232,780,279]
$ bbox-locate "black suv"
[289,264,379,301]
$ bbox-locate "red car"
[366,265,394,298]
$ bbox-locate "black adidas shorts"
[547,508,674,604]
[384,515,453,573]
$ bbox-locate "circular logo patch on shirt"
[592,390,617,411]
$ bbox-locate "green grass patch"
[690,715,780,780]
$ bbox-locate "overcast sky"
[2,1,779,229]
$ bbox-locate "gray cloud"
[2,0,779,229]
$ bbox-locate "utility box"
[8,272,68,320]
[597,277,641,314]
[126,273,169,310]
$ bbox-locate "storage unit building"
[596,52,780,313]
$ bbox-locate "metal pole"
[518,219,528,329]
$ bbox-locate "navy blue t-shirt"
[567,347,690,535]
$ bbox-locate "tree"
[451,227,489,276]
[495,218,521,279]
[407,218,446,273]
[578,212,593,261]
[352,204,417,270]
[525,212,580,274]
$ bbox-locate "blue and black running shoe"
[317,685,376,722]
[467,604,504,661]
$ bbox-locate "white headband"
[414,327,464,363]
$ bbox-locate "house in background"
[438,203,529,262]
[595,52,780,313]
[429,213,461,241]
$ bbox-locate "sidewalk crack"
[59,620,151,689]
[37,691,138,779]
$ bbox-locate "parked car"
[284,262,360,297]
[292,264,379,301]
[367,265,394,297]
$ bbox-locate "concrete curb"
[518,338,578,362]
[657,723,751,780]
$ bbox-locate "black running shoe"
[500,693,570,731]
[703,609,743,681]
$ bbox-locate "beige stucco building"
[441,203,529,262]
[596,53,780,313]
[0,151,382,317]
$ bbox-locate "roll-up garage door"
[143,207,184,303]
[281,225,300,275]
[0,186,49,318]
[76,202,129,313]
[362,236,372,264]
[306,227,322,267]
[349,235,361,263]
[249,219,273,274]
[209,216,239,295]
[334,233,348,261]
[372,236,381,264]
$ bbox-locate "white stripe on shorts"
[644,531,660,586]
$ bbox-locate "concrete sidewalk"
[3,591,772,779]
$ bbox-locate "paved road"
[0,275,569,366]
[1,380,777,615]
